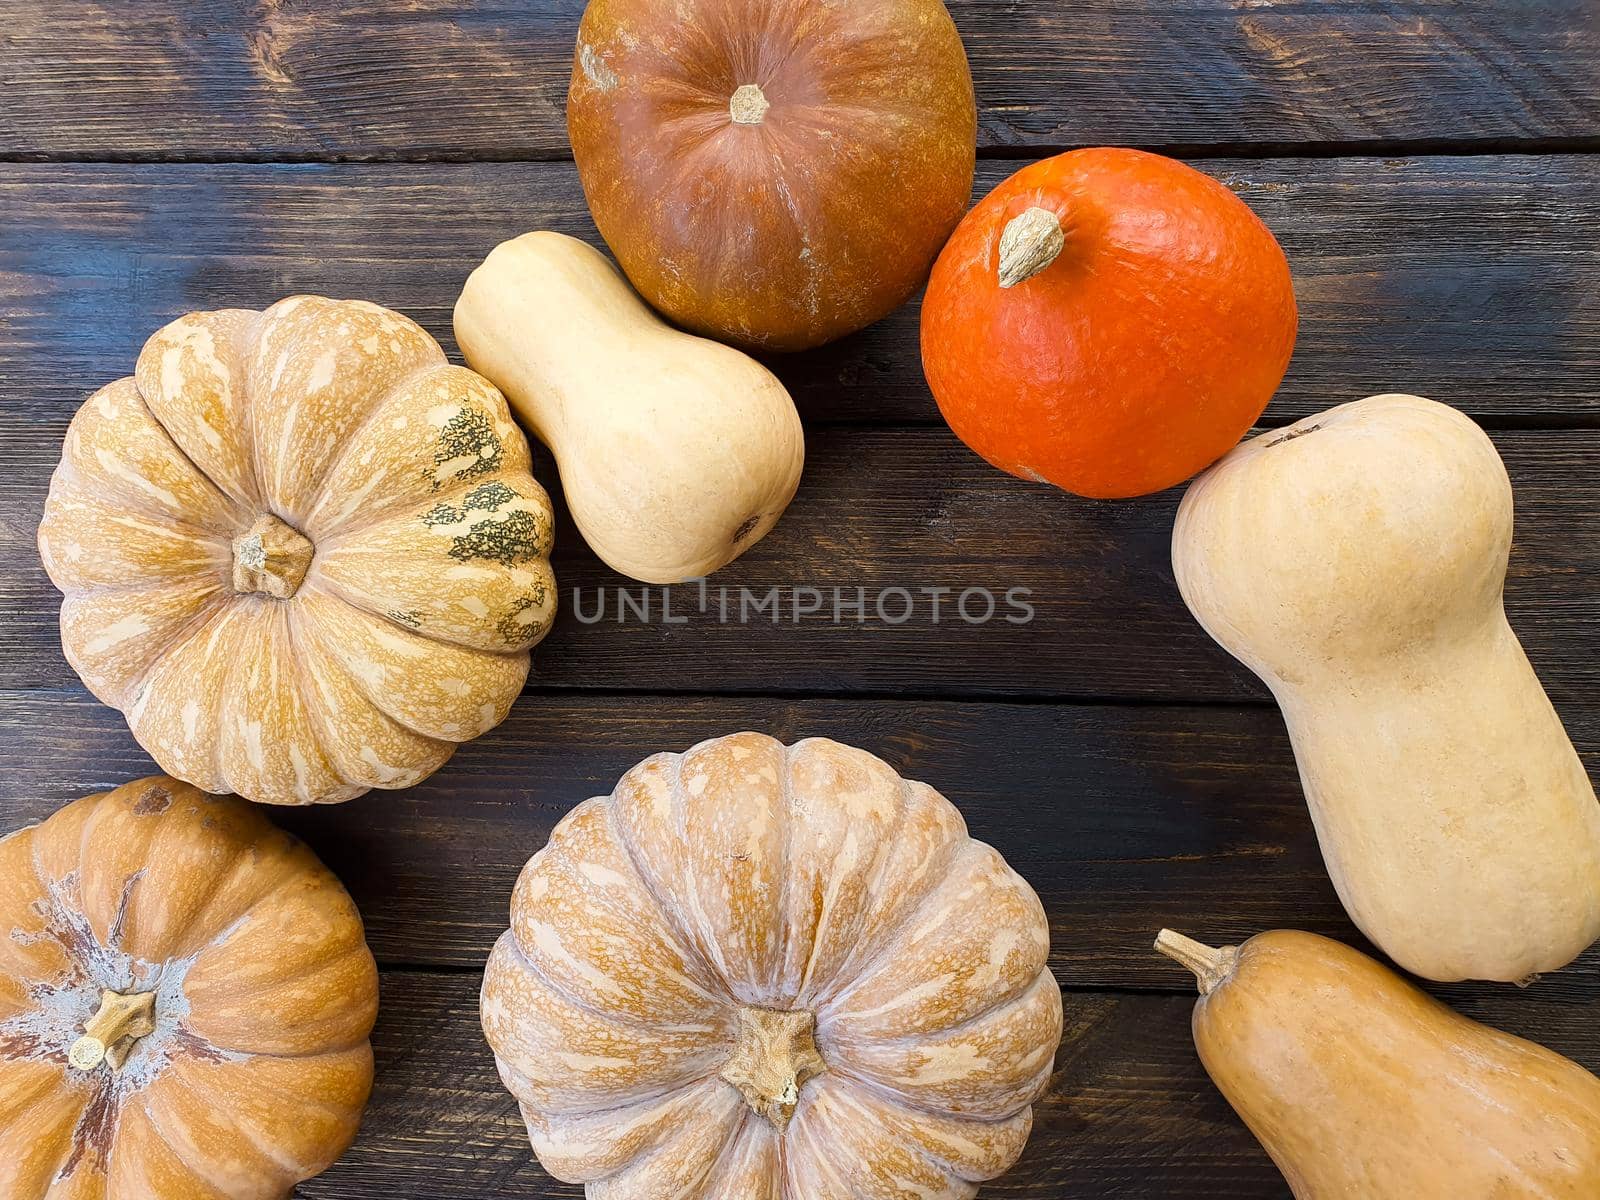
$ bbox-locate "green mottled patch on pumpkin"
[422,482,545,566]
[497,583,554,646]
[431,407,502,488]
[387,610,423,628]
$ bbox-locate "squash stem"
[68,989,157,1072]
[729,83,770,125]
[1154,929,1237,996]
[997,206,1065,288]
[719,1006,826,1132]
[231,513,314,599]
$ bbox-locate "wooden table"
[3,3,1597,1195]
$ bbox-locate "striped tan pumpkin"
[482,733,1061,1198]
[38,297,556,805]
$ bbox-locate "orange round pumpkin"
[567,0,976,352]
[0,776,377,1197]
[921,148,1298,499]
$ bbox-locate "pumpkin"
[921,148,1297,499]
[0,776,377,1198]
[454,232,805,584]
[38,296,557,806]
[1155,928,1600,1196]
[1172,394,1600,983]
[480,732,1061,1197]
[567,0,977,351]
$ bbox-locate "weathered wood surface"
[4,1,1597,159]
[5,4,1599,1196]
[5,688,1599,1000]
[299,968,1600,1198]
[4,155,1598,429]
[4,425,1596,702]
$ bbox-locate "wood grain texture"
[3,155,1597,430]
[306,968,1600,1198]
[4,424,1596,703]
[4,688,1597,999]
[3,1,1596,159]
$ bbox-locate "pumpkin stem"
[1154,929,1238,996]
[997,206,1066,288]
[68,989,157,1072]
[232,513,314,599]
[719,1007,826,1132]
[729,83,770,126]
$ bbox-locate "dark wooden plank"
[305,968,1600,1198]
[3,1,1596,159]
[3,424,1596,703]
[5,688,1599,999]
[3,155,1597,432]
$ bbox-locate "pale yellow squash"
[1172,394,1600,982]
[480,732,1061,1198]
[1156,928,1600,1198]
[454,232,805,584]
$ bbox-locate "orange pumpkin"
[921,148,1298,499]
[0,777,377,1197]
[567,0,976,352]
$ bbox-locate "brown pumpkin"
[0,776,377,1198]
[481,732,1061,1197]
[567,0,977,351]
[38,297,557,806]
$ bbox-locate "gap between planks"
[2,134,1598,168]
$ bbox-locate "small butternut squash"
[1172,394,1600,982]
[1155,928,1600,1198]
[454,232,805,584]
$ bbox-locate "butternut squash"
[1172,394,1600,982]
[454,232,805,584]
[1155,928,1600,1198]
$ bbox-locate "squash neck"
[68,989,157,1072]
[232,513,314,599]
[719,1006,826,1132]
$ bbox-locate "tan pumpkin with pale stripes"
[38,297,556,805]
[481,733,1062,1198]
[0,777,377,1197]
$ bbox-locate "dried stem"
[1154,929,1239,996]
[232,513,314,599]
[719,1007,826,1131]
[69,989,157,1072]
[998,206,1065,288]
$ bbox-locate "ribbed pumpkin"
[0,777,377,1198]
[481,733,1061,1198]
[38,297,557,806]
